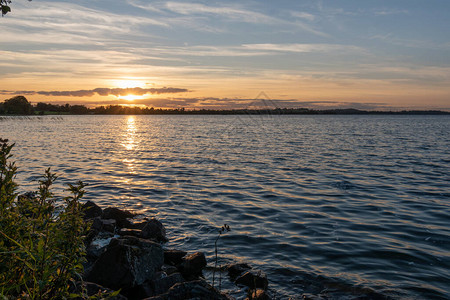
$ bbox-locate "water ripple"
[1,115,449,299]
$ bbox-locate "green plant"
[0,138,90,299]
[212,224,230,290]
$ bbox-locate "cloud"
[291,11,316,21]
[241,43,364,54]
[165,2,276,24]
[374,9,409,16]
[1,87,190,97]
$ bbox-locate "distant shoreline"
[2,107,450,116]
[1,96,449,115]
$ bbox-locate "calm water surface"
[1,115,449,299]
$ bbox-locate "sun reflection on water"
[123,116,136,151]
[121,116,138,176]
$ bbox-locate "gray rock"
[141,218,168,242]
[226,263,252,281]
[86,236,164,290]
[82,201,103,220]
[143,280,231,300]
[131,272,184,298]
[235,270,268,290]
[119,228,142,238]
[100,219,117,233]
[161,264,180,276]
[180,252,207,277]
[128,220,149,230]
[164,249,187,266]
[102,207,135,228]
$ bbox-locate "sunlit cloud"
[1,87,189,97]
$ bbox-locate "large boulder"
[140,218,168,242]
[180,252,207,278]
[86,236,164,290]
[82,201,103,220]
[128,272,184,299]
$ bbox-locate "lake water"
[1,114,449,299]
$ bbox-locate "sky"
[1,0,450,110]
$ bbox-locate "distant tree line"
[1,95,449,115]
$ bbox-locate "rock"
[119,228,142,238]
[100,219,117,233]
[235,270,268,290]
[140,218,168,242]
[86,232,116,261]
[69,281,127,300]
[82,201,103,220]
[301,294,328,300]
[102,207,135,228]
[143,280,231,300]
[86,236,164,290]
[180,252,207,277]
[129,272,184,298]
[164,249,187,266]
[161,264,179,276]
[247,289,270,300]
[226,263,252,281]
[85,218,115,245]
[128,220,149,230]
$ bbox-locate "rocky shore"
[78,201,271,300]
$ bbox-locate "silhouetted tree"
[3,96,33,114]
[1,0,32,16]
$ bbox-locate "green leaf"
[1,6,11,15]
[109,290,121,297]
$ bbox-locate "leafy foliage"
[0,138,90,299]
[1,0,31,16]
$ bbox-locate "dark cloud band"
[1,87,189,97]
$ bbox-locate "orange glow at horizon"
[119,94,146,101]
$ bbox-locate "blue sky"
[1,0,449,110]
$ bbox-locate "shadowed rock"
[143,280,231,300]
[164,249,187,266]
[226,263,252,281]
[119,228,142,238]
[235,270,268,290]
[128,272,184,299]
[86,236,163,290]
[180,252,207,278]
[141,218,168,242]
[82,201,103,220]
[102,207,135,228]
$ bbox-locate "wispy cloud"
[374,9,409,16]
[241,43,364,54]
[1,87,189,97]
[291,11,316,22]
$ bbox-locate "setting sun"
[120,94,143,101]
